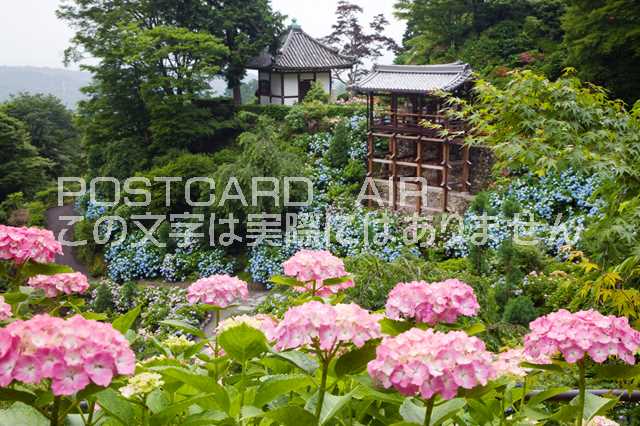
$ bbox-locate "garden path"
[45,205,89,275]
[45,205,270,335]
[203,284,270,336]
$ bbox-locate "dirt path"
[203,285,270,336]
[45,205,89,275]
[45,205,270,330]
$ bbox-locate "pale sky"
[0,0,405,70]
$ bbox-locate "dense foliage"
[2,93,82,179]
[57,0,281,178]
[452,69,640,323]
[394,0,640,104]
[0,112,50,201]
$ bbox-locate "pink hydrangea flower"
[0,314,135,395]
[492,347,550,378]
[0,225,62,264]
[524,309,640,365]
[368,328,496,400]
[186,274,249,308]
[273,301,382,353]
[282,250,354,296]
[0,296,11,320]
[588,417,619,426]
[385,279,480,325]
[28,272,90,298]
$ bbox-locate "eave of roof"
[350,62,473,94]
[247,26,355,71]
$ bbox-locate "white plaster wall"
[259,96,271,104]
[271,72,282,97]
[316,72,331,93]
[300,72,315,80]
[284,97,297,106]
[283,73,298,98]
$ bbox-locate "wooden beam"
[416,136,423,213]
[367,132,374,209]
[441,141,450,213]
[391,94,398,129]
[390,133,397,211]
[462,145,471,192]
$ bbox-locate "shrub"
[345,254,430,310]
[238,104,291,121]
[92,281,115,313]
[502,295,538,326]
[326,119,353,168]
[73,219,105,276]
[303,81,330,104]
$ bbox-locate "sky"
[0,0,405,70]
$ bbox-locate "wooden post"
[416,137,423,213]
[368,94,374,129]
[441,141,450,213]
[366,94,370,129]
[391,94,398,129]
[462,145,471,192]
[367,132,374,208]
[390,134,398,211]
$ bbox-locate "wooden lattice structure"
[352,63,474,213]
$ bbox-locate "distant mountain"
[0,66,92,109]
[0,65,231,109]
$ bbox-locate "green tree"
[394,0,565,77]
[563,0,640,104]
[0,112,51,200]
[322,1,398,85]
[57,0,229,177]
[205,0,284,105]
[3,93,82,178]
[224,79,258,105]
[211,116,309,232]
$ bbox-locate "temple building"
[351,62,491,213]
[247,21,355,105]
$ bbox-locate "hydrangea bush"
[444,170,601,257]
[105,231,234,283]
[0,225,637,425]
[248,207,421,285]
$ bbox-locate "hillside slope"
[0,66,92,108]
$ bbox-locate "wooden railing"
[370,111,464,139]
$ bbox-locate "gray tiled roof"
[351,63,472,94]
[247,26,355,71]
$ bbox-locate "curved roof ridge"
[374,62,469,74]
[295,28,355,62]
[350,62,473,94]
[247,25,356,71]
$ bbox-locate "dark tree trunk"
[232,85,242,105]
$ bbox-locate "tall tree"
[321,1,399,86]
[393,0,565,76]
[0,112,51,200]
[563,0,640,105]
[205,0,284,105]
[57,0,229,177]
[2,93,82,178]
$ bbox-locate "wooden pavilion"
[247,21,355,105]
[351,62,475,213]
